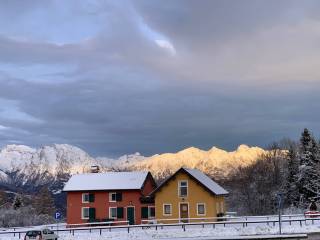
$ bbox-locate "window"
[109,207,117,219]
[82,207,89,219]
[163,204,172,216]
[178,180,188,197]
[42,229,54,235]
[82,193,94,203]
[197,203,206,215]
[109,192,122,202]
[109,192,116,202]
[82,193,89,203]
[142,206,155,219]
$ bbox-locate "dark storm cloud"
[0,0,320,156]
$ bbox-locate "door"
[127,207,135,225]
[180,203,189,223]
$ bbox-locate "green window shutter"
[117,207,124,218]
[89,193,95,202]
[141,207,148,219]
[149,207,155,217]
[89,208,96,220]
[116,193,122,202]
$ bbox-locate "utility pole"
[277,193,284,235]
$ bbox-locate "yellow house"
[152,167,228,223]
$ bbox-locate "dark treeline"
[224,128,320,215]
[0,187,56,227]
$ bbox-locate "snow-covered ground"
[1,217,320,240]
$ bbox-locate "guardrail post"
[19,232,20,239]
[72,229,74,236]
[100,228,102,235]
[183,224,185,232]
[13,229,15,237]
[89,228,91,233]
[213,223,215,228]
[300,220,302,227]
[156,225,158,230]
[127,227,130,233]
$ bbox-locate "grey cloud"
[134,0,303,48]
[1,0,320,156]
[1,69,320,156]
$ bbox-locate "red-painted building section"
[64,172,156,225]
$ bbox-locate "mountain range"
[0,143,269,212]
[0,143,268,191]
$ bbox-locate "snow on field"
[1,220,320,240]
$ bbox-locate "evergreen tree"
[285,145,299,206]
[12,194,23,210]
[33,187,55,216]
[297,128,320,204]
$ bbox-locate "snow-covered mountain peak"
[178,146,201,153]
[0,144,37,170]
[0,143,270,189]
[236,144,250,151]
[0,144,96,176]
[2,144,36,153]
[208,146,227,154]
[131,145,268,179]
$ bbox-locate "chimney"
[90,165,100,173]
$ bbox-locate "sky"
[0,0,320,157]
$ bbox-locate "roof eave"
[63,188,142,192]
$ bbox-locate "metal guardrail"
[0,215,318,239]
[65,220,129,227]
[141,214,307,224]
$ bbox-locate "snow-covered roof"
[63,171,149,191]
[183,168,229,195]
